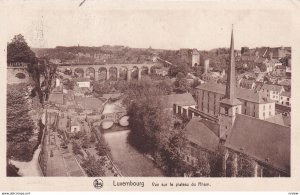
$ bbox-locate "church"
[181,26,290,177]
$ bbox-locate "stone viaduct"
[57,63,157,81]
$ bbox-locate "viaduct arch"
[57,63,155,81]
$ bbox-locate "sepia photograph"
[1,0,300,192]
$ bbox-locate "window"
[253,112,255,117]
[263,112,265,117]
[244,109,247,114]
[263,105,265,110]
[269,112,271,116]
[225,108,229,115]
[244,101,247,106]
[287,98,290,101]
[269,105,271,109]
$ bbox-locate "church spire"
[225,25,236,100]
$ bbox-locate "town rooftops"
[225,114,290,174]
[160,93,196,109]
[261,83,284,92]
[185,117,220,152]
[196,82,272,103]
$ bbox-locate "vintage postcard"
[0,0,300,192]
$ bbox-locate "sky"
[4,1,293,51]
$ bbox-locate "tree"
[157,79,173,95]
[168,64,189,77]
[81,154,105,176]
[72,141,83,156]
[7,34,37,64]
[174,72,190,93]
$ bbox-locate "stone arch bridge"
[57,63,157,81]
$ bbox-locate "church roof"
[225,114,290,174]
[185,117,220,152]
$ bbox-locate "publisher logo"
[93,179,103,189]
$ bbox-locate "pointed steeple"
[221,25,241,105]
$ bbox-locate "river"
[10,145,43,176]
[102,100,164,176]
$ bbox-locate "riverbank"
[103,130,164,177]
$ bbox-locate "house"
[274,65,286,76]
[70,118,81,133]
[279,91,291,107]
[238,78,256,89]
[224,114,290,177]
[260,84,285,103]
[74,78,91,88]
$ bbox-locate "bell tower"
[219,25,242,138]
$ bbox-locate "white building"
[260,84,285,103]
[279,91,291,107]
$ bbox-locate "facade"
[260,83,285,103]
[161,93,196,111]
[279,91,291,107]
[70,119,81,133]
[195,82,275,120]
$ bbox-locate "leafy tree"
[168,64,189,77]
[81,154,105,176]
[174,72,190,93]
[157,79,173,95]
[7,83,34,142]
[7,34,37,64]
[95,137,110,156]
[72,141,83,156]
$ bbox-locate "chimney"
[204,59,210,73]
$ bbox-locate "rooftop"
[196,82,271,103]
[185,117,220,152]
[261,83,284,92]
[225,114,290,174]
[75,96,104,111]
[160,93,196,109]
[281,91,291,97]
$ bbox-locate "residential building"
[238,78,256,89]
[279,91,291,107]
[70,118,81,133]
[260,84,285,103]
